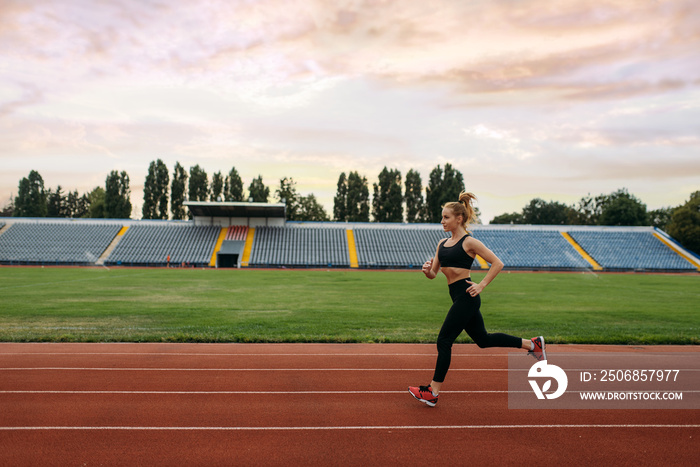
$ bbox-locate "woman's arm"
[422,240,444,279]
[464,237,504,296]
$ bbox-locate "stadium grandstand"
[104,224,221,268]
[569,230,695,271]
[0,221,122,265]
[0,202,697,272]
[248,226,350,268]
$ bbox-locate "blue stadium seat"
[0,222,121,265]
[354,228,590,270]
[248,226,349,267]
[472,230,591,270]
[1,220,694,272]
[105,224,220,267]
[569,230,695,270]
[354,228,449,268]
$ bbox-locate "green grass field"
[0,267,698,344]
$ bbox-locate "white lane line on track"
[3,390,698,395]
[1,425,698,431]
[0,390,517,394]
[0,353,506,357]
[2,367,699,372]
[3,352,696,357]
[0,367,510,371]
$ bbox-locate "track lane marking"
[0,390,516,394]
[1,425,698,431]
[3,390,698,395]
[3,352,696,356]
[2,367,698,372]
[0,353,505,357]
[0,367,512,371]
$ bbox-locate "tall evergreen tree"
[346,171,370,222]
[154,160,169,219]
[77,193,91,218]
[248,175,269,202]
[13,178,30,217]
[104,170,132,219]
[371,184,381,222]
[142,160,164,219]
[47,186,69,217]
[275,177,299,220]
[210,171,224,202]
[87,187,105,218]
[425,163,465,222]
[188,165,209,202]
[666,191,700,255]
[65,190,78,218]
[442,163,465,206]
[297,194,329,221]
[333,172,348,222]
[425,165,443,222]
[13,170,47,217]
[372,167,402,222]
[224,167,244,201]
[404,169,425,223]
[66,190,89,218]
[171,162,188,220]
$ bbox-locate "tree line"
[4,161,470,224]
[4,164,698,254]
[141,160,471,223]
[491,188,678,228]
[10,170,133,219]
[491,189,699,254]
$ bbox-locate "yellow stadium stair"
[0,223,11,237]
[561,232,603,271]
[96,226,129,266]
[652,232,700,271]
[209,228,229,267]
[474,255,489,269]
[346,230,359,268]
[241,227,256,267]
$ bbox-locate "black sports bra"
[438,234,474,270]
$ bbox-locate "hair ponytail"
[443,191,478,230]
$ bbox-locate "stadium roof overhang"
[184,201,286,219]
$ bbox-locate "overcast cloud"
[1,0,698,222]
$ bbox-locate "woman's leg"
[430,295,478,393]
[428,293,536,396]
[463,308,523,349]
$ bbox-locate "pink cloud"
[0,0,698,220]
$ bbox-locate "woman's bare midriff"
[442,266,473,284]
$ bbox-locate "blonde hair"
[443,191,478,230]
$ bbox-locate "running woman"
[408,191,546,407]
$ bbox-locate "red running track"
[0,343,698,466]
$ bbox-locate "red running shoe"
[408,385,438,407]
[528,336,546,361]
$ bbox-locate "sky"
[1,0,699,223]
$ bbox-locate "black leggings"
[433,279,522,383]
